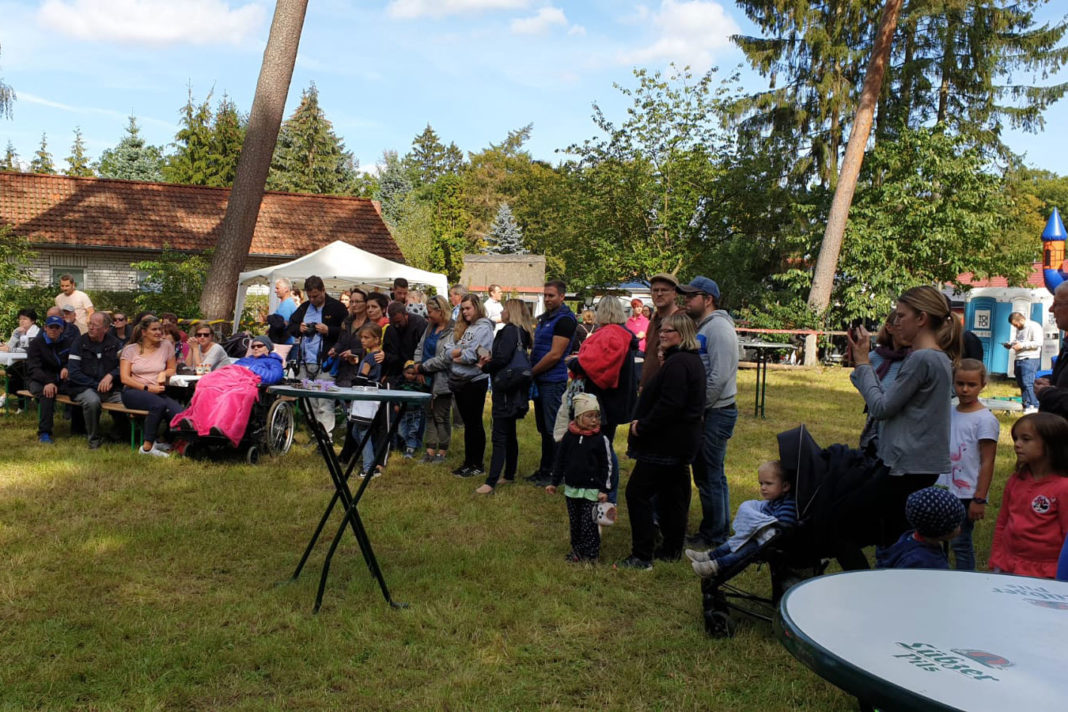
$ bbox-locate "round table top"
[268,383,431,404]
[777,569,1068,712]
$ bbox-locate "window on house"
[52,268,86,288]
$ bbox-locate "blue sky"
[1,0,1066,178]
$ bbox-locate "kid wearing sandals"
[545,394,616,563]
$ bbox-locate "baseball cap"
[648,273,679,289]
[60,304,76,313]
[677,276,721,301]
[45,315,65,327]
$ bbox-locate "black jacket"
[26,330,75,387]
[332,317,369,387]
[382,313,428,382]
[484,324,532,419]
[285,296,349,365]
[551,427,615,493]
[1038,339,1068,418]
[66,331,123,395]
[568,326,638,427]
[627,346,706,465]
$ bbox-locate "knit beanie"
[906,487,965,539]
[572,393,600,419]
[252,335,274,352]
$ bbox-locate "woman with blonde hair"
[414,294,456,463]
[475,299,535,494]
[447,294,495,476]
[843,284,961,560]
[619,311,706,569]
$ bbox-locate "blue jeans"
[948,498,976,570]
[350,421,377,473]
[707,539,760,571]
[533,379,567,474]
[398,407,424,451]
[692,405,738,544]
[1015,358,1039,409]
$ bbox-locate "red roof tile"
[0,172,404,262]
[956,262,1046,289]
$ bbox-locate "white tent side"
[234,241,449,328]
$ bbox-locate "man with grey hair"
[449,284,466,321]
[1036,282,1068,418]
[67,311,124,448]
[270,277,297,344]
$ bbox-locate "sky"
[1,0,1066,178]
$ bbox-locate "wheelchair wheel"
[246,445,260,465]
[264,398,295,456]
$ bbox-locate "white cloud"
[387,0,530,20]
[510,7,566,35]
[37,0,266,46]
[620,0,739,71]
[568,24,586,36]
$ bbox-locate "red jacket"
[990,471,1068,578]
[575,323,632,390]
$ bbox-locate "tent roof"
[238,240,448,296]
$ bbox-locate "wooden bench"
[16,389,151,450]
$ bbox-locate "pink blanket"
[170,365,263,447]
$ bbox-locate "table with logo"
[776,569,1067,711]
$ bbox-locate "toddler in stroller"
[687,460,796,578]
[700,424,880,637]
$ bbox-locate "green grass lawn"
[0,368,1024,711]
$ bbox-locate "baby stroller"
[175,384,296,465]
[700,425,879,637]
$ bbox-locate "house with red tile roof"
[0,172,402,290]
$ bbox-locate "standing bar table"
[268,383,430,612]
[777,569,1068,711]
[744,341,798,418]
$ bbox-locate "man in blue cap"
[678,276,739,550]
[26,314,76,444]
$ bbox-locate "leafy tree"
[429,173,473,281]
[96,116,165,181]
[131,248,211,318]
[64,127,93,177]
[375,150,413,225]
[29,132,55,174]
[388,195,436,271]
[833,127,1033,321]
[0,43,13,119]
[267,83,360,194]
[0,224,37,335]
[484,202,527,254]
[1,140,18,171]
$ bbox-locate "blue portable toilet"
[963,287,1056,376]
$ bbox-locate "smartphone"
[848,318,863,340]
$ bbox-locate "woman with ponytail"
[843,285,961,554]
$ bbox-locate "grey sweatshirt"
[696,310,738,409]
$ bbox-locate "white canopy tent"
[234,240,449,327]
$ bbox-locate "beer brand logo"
[1027,599,1068,610]
[950,649,1014,670]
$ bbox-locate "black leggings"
[122,387,184,445]
[453,378,488,468]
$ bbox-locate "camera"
[304,321,318,330]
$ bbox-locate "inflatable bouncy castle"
[1042,207,1066,294]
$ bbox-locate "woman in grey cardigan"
[845,285,961,552]
[447,294,495,477]
[414,295,456,464]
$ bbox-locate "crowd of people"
[6,272,1068,580]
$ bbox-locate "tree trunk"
[803,0,905,365]
[199,0,309,322]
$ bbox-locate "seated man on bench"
[26,314,76,444]
[67,312,125,449]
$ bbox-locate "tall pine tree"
[30,132,55,174]
[405,123,464,187]
[267,83,359,194]
[209,94,245,187]
[484,202,527,254]
[96,116,164,181]
[375,149,413,226]
[0,140,17,171]
[163,87,215,185]
[64,127,93,176]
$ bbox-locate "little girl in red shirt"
[990,413,1068,578]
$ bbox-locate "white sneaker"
[692,558,721,578]
[685,548,712,563]
[1023,406,1039,415]
[139,445,169,458]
